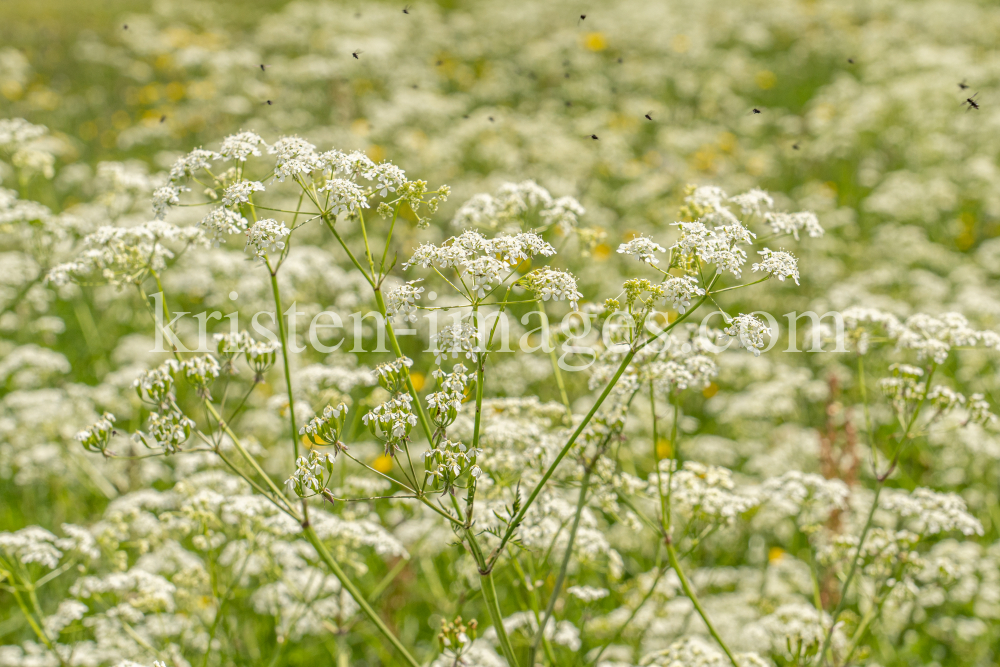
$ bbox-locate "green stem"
[6,583,60,662]
[666,540,739,667]
[481,568,521,667]
[303,525,420,667]
[322,216,376,288]
[538,301,572,413]
[531,466,593,657]
[266,265,299,460]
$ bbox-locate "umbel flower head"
[384,280,425,323]
[76,413,117,457]
[520,268,582,309]
[404,230,556,301]
[299,403,349,455]
[723,313,771,356]
[286,450,338,499]
[753,247,800,284]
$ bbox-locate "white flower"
[671,221,756,277]
[966,393,998,426]
[722,313,770,356]
[323,178,369,215]
[169,148,221,182]
[45,222,209,287]
[764,211,824,239]
[540,196,585,233]
[221,179,265,207]
[269,136,323,181]
[464,256,507,298]
[364,394,418,452]
[451,181,567,229]
[200,207,249,246]
[151,184,185,220]
[385,279,425,322]
[0,526,63,569]
[758,603,828,661]
[134,409,196,453]
[325,149,377,179]
[372,162,407,196]
[649,461,759,524]
[661,275,705,313]
[728,187,774,215]
[522,269,582,308]
[286,450,337,496]
[0,118,48,147]
[432,322,483,364]
[245,218,290,259]
[76,412,117,455]
[617,235,665,265]
[752,247,800,284]
[219,131,267,161]
[686,185,740,225]
[566,585,609,602]
[881,487,984,536]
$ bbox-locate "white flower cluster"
[169,147,221,182]
[752,248,800,285]
[617,235,666,265]
[757,603,828,662]
[384,279,425,322]
[364,394,418,454]
[757,471,849,528]
[843,308,1000,363]
[299,402,349,452]
[133,360,179,405]
[452,180,584,233]
[763,211,824,240]
[245,338,281,377]
[180,354,220,399]
[75,412,117,456]
[540,196,587,234]
[728,188,775,216]
[269,135,324,182]
[221,179,264,207]
[640,636,769,667]
[566,585,609,602]
[880,487,984,536]
[672,221,756,277]
[199,207,249,246]
[151,184,186,220]
[46,222,209,287]
[722,314,771,356]
[592,325,720,394]
[521,268,583,309]
[219,130,267,162]
[286,449,338,497]
[134,409,196,454]
[0,118,48,147]
[432,322,483,364]
[406,230,556,300]
[426,364,472,429]
[322,178,370,216]
[245,218,290,260]
[648,461,759,525]
[424,438,482,490]
[661,275,706,313]
[0,525,98,570]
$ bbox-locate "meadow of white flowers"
[2,0,1000,666]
